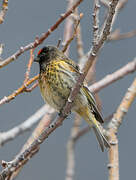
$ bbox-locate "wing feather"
[82,86,104,123]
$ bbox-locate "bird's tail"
[85,110,110,152]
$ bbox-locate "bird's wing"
[82,86,104,123]
[64,58,80,72]
[54,58,80,80]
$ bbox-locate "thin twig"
[62,0,74,56]
[0,0,8,24]
[62,13,83,53]
[24,49,35,84]
[108,29,136,41]
[0,0,83,68]
[107,78,136,180]
[57,39,61,48]
[24,82,38,92]
[76,24,84,59]
[65,114,82,180]
[107,78,136,132]
[116,0,128,11]
[92,0,100,45]
[100,0,109,7]
[111,0,128,30]
[23,48,39,92]
[0,75,39,106]
[0,48,38,106]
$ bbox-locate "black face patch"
[37,46,57,64]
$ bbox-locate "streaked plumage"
[34,46,110,151]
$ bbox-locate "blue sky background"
[0,0,136,180]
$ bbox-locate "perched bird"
[34,45,110,151]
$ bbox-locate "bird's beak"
[34,56,40,63]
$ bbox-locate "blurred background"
[0,0,136,179]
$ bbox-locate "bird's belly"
[39,80,70,111]
[39,74,88,113]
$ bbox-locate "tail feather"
[75,98,110,151]
[92,126,104,152]
[88,112,110,151]
[92,126,110,152]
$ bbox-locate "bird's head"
[34,46,58,63]
[34,46,66,71]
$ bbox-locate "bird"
[34,45,110,151]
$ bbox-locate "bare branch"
[0,0,8,24]
[108,29,136,41]
[24,48,35,84]
[92,0,100,45]
[100,0,127,40]
[107,78,136,180]
[62,0,75,56]
[0,0,83,68]
[0,47,38,106]
[108,79,136,132]
[56,39,61,48]
[0,75,39,106]
[65,114,82,180]
[62,13,83,53]
[116,0,128,11]
[110,0,128,30]
[75,10,84,59]
[100,0,109,7]
[24,82,38,92]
